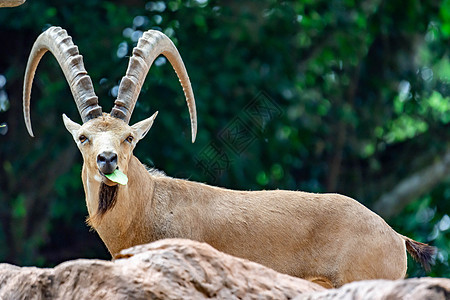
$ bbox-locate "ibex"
[23,26,435,288]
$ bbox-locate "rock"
[0,238,324,299]
[0,0,26,8]
[0,238,448,299]
[301,277,450,300]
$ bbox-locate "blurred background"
[0,0,448,277]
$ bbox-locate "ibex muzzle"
[97,151,118,175]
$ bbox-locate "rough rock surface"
[0,238,324,299]
[0,238,448,299]
[301,277,450,300]
[0,0,26,8]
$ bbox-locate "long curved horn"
[111,30,197,142]
[23,26,102,137]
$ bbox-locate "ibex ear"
[131,111,158,141]
[62,114,81,138]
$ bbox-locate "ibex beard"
[23,26,436,289]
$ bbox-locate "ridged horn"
[111,30,197,143]
[23,26,102,137]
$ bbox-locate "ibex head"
[62,113,158,186]
[23,27,197,187]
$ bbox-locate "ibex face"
[63,113,158,186]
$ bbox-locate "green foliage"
[0,0,448,278]
[104,169,128,185]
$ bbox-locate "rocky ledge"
[0,239,448,299]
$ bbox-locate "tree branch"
[373,148,450,219]
[0,0,25,8]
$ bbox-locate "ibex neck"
[82,155,156,255]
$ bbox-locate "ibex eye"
[79,135,88,143]
[126,135,134,143]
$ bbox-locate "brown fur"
[97,182,119,216]
[403,236,436,272]
[63,114,436,289]
[86,182,118,227]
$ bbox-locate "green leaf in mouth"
[104,169,128,185]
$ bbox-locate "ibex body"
[24,27,435,288]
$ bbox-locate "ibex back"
[23,26,435,288]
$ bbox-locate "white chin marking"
[94,173,103,183]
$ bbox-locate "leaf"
[105,169,128,185]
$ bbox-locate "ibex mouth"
[100,168,129,186]
[99,169,119,186]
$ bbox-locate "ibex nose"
[97,151,118,175]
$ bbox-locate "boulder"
[301,277,450,300]
[0,238,324,299]
[0,238,448,299]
